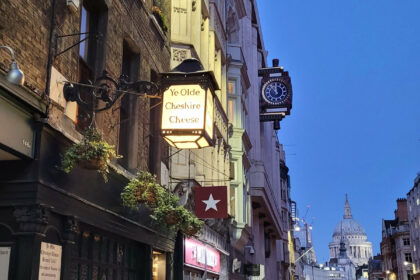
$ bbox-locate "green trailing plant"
[152,5,168,33]
[121,171,203,236]
[61,128,121,182]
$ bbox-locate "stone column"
[13,204,50,279]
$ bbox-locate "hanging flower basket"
[77,158,104,170]
[121,171,203,235]
[61,128,121,182]
[184,226,200,236]
[165,211,178,225]
[152,6,168,33]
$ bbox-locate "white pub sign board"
[161,84,206,130]
[38,242,62,280]
[0,247,11,279]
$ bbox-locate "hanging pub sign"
[194,186,228,219]
[258,59,293,128]
[160,59,218,149]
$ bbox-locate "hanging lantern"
[160,59,218,149]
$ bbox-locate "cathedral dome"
[332,218,366,237]
[329,195,373,267]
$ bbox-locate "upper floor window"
[228,79,241,126]
[118,41,140,170]
[404,238,411,246]
[405,253,413,262]
[228,80,236,95]
[77,0,108,131]
[79,6,89,61]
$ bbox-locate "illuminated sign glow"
[161,85,214,149]
[184,238,220,274]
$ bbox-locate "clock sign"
[258,59,293,126]
[262,78,289,105]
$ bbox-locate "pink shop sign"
[184,237,221,274]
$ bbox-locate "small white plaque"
[38,242,62,280]
[0,247,11,279]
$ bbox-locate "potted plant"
[152,5,168,33]
[61,128,121,182]
[178,209,203,236]
[121,171,165,209]
[121,171,204,236]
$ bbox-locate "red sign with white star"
[194,186,228,219]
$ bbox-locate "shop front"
[183,237,222,280]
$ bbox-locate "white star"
[202,194,220,212]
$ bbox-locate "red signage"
[184,238,221,274]
[194,186,228,219]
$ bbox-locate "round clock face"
[262,80,288,105]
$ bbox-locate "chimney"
[394,198,408,221]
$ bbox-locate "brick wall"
[0,0,171,176]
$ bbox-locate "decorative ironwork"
[63,70,160,112]
[54,32,102,58]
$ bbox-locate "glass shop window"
[152,251,166,280]
[71,230,148,279]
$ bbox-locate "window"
[79,6,89,61]
[227,79,240,126]
[243,183,248,222]
[417,198,419,205]
[71,228,149,279]
[406,253,413,263]
[230,185,236,217]
[265,234,271,258]
[228,80,236,95]
[152,251,166,280]
[228,99,235,123]
[404,238,411,246]
[118,41,140,169]
[77,0,108,131]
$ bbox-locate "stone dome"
[329,195,373,267]
[333,218,366,237]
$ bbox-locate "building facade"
[407,173,420,280]
[368,255,384,280]
[0,0,175,279]
[0,0,295,279]
[329,195,373,267]
[380,198,412,280]
[166,0,231,279]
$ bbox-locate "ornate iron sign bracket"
[63,70,160,112]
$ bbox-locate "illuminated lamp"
[160,58,218,149]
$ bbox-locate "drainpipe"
[43,0,57,120]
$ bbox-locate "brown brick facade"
[0,0,170,176]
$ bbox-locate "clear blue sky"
[257,0,420,262]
